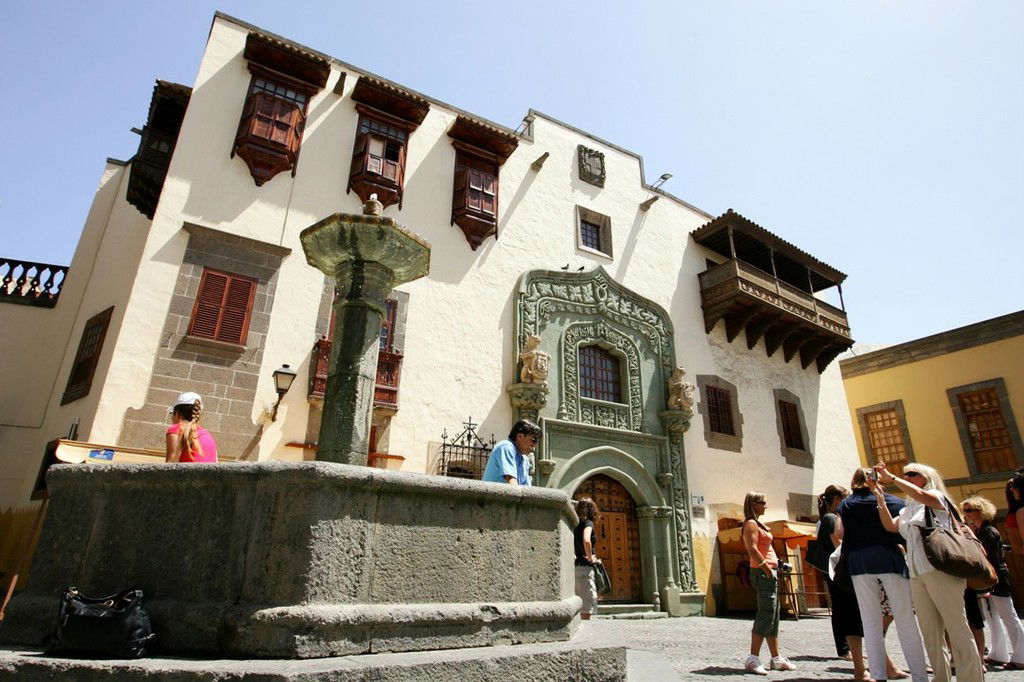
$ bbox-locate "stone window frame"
[695,375,744,452]
[577,144,606,187]
[575,205,613,260]
[855,399,916,474]
[772,388,812,468]
[947,378,1024,479]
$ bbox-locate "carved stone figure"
[519,334,550,384]
[667,367,696,412]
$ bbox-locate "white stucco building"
[0,12,860,614]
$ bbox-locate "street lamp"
[270,363,297,422]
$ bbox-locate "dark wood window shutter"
[61,306,114,404]
[188,269,257,345]
[779,400,805,450]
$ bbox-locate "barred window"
[580,220,602,251]
[864,408,909,476]
[706,386,735,436]
[956,387,1017,473]
[579,345,622,403]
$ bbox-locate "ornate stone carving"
[537,459,556,476]
[577,145,606,187]
[519,334,550,384]
[660,410,697,592]
[519,268,674,383]
[507,382,549,424]
[560,321,643,431]
[667,367,696,412]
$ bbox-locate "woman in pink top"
[741,490,795,675]
[165,391,218,463]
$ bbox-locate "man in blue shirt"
[482,420,541,485]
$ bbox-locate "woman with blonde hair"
[961,495,1024,670]
[872,462,983,682]
[836,467,927,682]
[740,491,796,675]
[165,391,218,463]
[573,497,600,621]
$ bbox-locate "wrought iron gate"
[438,418,496,480]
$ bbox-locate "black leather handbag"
[48,587,154,658]
[593,561,612,595]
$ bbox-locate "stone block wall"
[120,225,288,457]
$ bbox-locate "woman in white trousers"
[836,467,928,682]
[962,495,1024,670]
[873,463,984,682]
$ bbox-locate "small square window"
[576,206,612,259]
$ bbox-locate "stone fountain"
[0,200,624,678]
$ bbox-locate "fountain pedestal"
[300,198,430,465]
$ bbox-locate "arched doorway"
[573,474,642,602]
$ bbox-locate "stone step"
[595,603,668,619]
[596,602,658,614]
[595,611,669,620]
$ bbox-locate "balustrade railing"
[0,258,68,308]
[308,339,403,411]
[699,258,850,336]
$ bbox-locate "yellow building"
[840,311,1024,603]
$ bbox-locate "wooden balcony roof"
[691,210,846,293]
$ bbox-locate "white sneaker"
[745,655,768,675]
[770,656,796,671]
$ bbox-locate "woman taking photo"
[741,491,796,675]
[961,495,1024,670]
[871,462,983,682]
[836,468,927,682]
[165,391,218,463]
[573,497,600,621]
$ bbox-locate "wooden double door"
[573,474,643,602]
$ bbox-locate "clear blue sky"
[2,1,1021,345]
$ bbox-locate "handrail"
[0,258,68,308]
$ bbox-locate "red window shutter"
[188,269,256,345]
[189,271,227,339]
[218,276,255,344]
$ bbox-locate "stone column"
[637,505,661,611]
[318,259,393,464]
[659,408,698,593]
[300,198,430,465]
[656,506,679,589]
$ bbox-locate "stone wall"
[1,461,579,658]
[119,225,288,457]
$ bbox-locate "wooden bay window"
[232,32,329,186]
[347,76,430,209]
[447,116,518,249]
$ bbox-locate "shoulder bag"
[593,561,612,595]
[919,498,998,590]
[805,539,829,574]
[47,586,155,658]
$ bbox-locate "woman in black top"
[962,495,1024,669]
[817,486,864,670]
[574,497,600,620]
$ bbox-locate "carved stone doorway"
[573,474,642,602]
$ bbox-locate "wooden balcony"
[698,259,852,372]
[308,338,403,412]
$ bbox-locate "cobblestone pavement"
[577,614,914,681]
